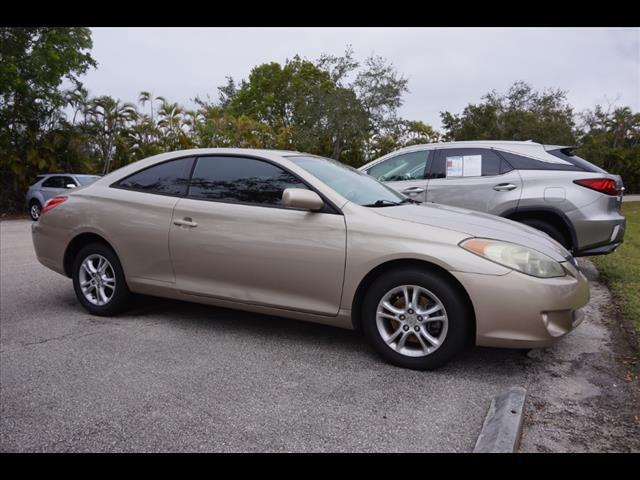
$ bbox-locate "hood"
[372,202,572,262]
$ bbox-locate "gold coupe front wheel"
[361,268,473,370]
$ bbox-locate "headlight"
[459,238,566,278]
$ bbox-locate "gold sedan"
[32,149,589,369]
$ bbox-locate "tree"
[371,120,442,158]
[226,56,337,153]
[85,96,137,174]
[0,27,97,206]
[577,105,640,193]
[223,48,415,165]
[353,54,409,159]
[217,77,237,108]
[440,81,577,145]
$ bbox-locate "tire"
[361,268,473,370]
[519,218,569,249]
[29,200,41,221]
[72,242,132,316]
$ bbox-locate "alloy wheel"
[78,254,116,306]
[375,285,449,357]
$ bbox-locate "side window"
[188,156,308,206]
[42,176,66,188]
[31,175,46,186]
[500,158,514,174]
[437,149,504,178]
[497,151,582,172]
[366,151,430,182]
[115,157,194,196]
[61,176,77,188]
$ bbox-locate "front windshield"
[288,155,406,207]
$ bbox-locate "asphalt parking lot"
[1,219,638,452]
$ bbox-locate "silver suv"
[359,140,626,256]
[26,174,101,220]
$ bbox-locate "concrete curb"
[473,386,527,453]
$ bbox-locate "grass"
[592,201,640,343]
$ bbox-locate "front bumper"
[452,263,590,348]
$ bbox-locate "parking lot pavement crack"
[21,330,104,348]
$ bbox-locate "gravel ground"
[1,219,638,452]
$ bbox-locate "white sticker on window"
[446,156,463,177]
[463,155,482,176]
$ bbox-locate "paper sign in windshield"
[463,155,482,176]
[446,155,483,177]
[446,156,463,176]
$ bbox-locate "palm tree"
[87,96,138,174]
[138,91,152,120]
[68,87,90,125]
[157,101,185,149]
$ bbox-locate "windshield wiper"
[362,199,401,207]
[363,197,422,207]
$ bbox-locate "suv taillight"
[573,178,620,196]
[41,196,68,216]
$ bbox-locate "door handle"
[173,217,198,228]
[493,183,517,192]
[402,187,425,195]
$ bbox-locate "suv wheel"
[29,200,41,221]
[72,242,132,316]
[361,268,473,370]
[519,218,569,249]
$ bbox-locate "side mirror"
[66,183,76,189]
[282,188,324,212]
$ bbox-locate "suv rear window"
[497,151,583,172]
[546,148,606,173]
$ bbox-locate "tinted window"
[367,151,430,182]
[116,157,194,196]
[42,176,72,188]
[61,176,77,188]
[188,156,308,206]
[289,155,405,206]
[500,159,514,174]
[497,151,583,172]
[546,148,606,173]
[31,175,46,186]
[434,148,504,178]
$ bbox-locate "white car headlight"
[460,238,566,278]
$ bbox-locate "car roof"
[120,148,306,167]
[369,140,574,165]
[94,148,309,185]
[38,173,101,177]
[388,140,557,151]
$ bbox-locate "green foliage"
[440,81,577,145]
[3,30,639,213]
[576,106,640,194]
[0,27,97,208]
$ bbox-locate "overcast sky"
[79,27,640,129]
